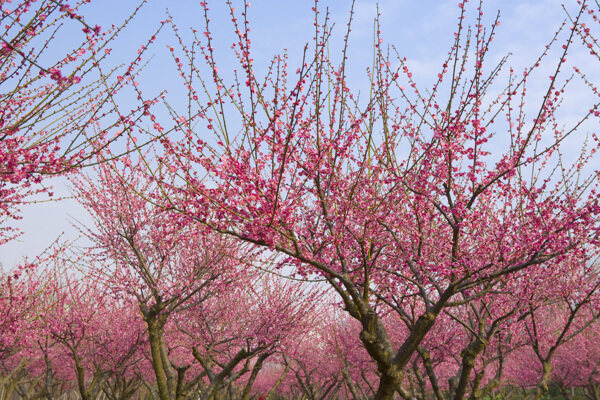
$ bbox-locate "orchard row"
[2,1,600,399]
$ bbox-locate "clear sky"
[2,0,597,269]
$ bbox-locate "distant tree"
[74,157,318,400]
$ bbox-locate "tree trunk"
[533,361,552,400]
[147,320,172,400]
[241,353,270,400]
[265,364,289,400]
[358,308,403,400]
[199,348,252,400]
[374,374,401,400]
[341,368,363,400]
[73,353,90,400]
[453,338,486,400]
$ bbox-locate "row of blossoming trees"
[2,0,600,399]
[3,232,600,400]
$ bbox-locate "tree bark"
[453,338,486,400]
[374,374,401,400]
[147,320,172,400]
[533,361,552,400]
[241,353,270,400]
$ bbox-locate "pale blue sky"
[2,0,597,269]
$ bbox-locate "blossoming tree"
[146,1,600,398]
[0,0,155,245]
[73,156,320,400]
